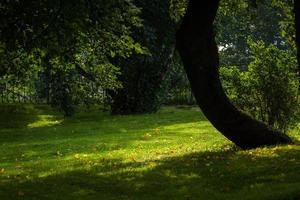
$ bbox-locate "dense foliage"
[0,0,299,127]
[216,0,291,68]
[220,40,299,132]
[0,0,143,115]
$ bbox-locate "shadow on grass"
[0,106,208,144]
[0,104,40,129]
[1,146,300,200]
[0,104,64,130]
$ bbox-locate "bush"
[220,40,299,133]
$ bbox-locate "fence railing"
[0,83,41,104]
[164,88,196,105]
[0,81,109,106]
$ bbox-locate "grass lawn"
[0,104,300,200]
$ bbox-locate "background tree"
[108,0,176,114]
[176,0,293,149]
[0,0,143,115]
[220,40,299,133]
[216,0,290,69]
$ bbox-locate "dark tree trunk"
[109,0,176,115]
[109,47,175,115]
[176,0,292,149]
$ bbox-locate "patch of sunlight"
[239,146,288,158]
[23,150,39,157]
[62,153,104,163]
[96,163,147,177]
[163,122,205,130]
[33,156,102,178]
[290,125,300,139]
[27,115,63,128]
[38,171,56,178]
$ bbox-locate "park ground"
[0,105,300,200]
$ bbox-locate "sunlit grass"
[27,115,63,128]
[0,105,299,200]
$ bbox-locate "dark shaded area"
[109,0,176,115]
[0,104,40,129]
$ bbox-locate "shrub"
[220,40,299,133]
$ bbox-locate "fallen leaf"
[74,154,80,159]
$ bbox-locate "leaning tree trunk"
[176,0,292,149]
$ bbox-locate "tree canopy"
[0,0,299,147]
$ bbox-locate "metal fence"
[0,83,40,104]
[0,78,109,106]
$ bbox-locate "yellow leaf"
[74,154,80,159]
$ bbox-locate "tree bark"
[176,0,292,149]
